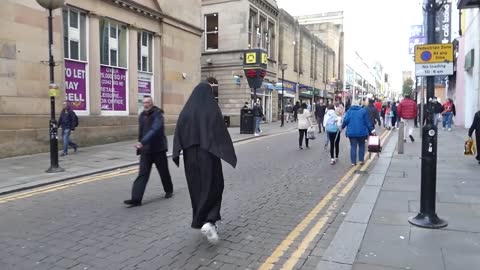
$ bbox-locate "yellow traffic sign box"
[414,43,453,64]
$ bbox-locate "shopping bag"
[368,135,381,153]
[307,126,316,140]
[464,137,476,155]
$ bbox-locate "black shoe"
[409,135,415,142]
[123,199,142,207]
[299,146,303,150]
[73,146,78,153]
[404,139,407,143]
[165,192,173,199]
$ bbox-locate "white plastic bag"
[307,126,316,140]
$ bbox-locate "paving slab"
[344,203,374,224]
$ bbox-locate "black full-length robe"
[172,82,237,229]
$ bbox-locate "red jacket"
[398,98,417,119]
[374,101,382,112]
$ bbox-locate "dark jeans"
[62,129,77,154]
[131,151,173,202]
[328,131,340,159]
[299,129,309,147]
[349,136,367,164]
[316,116,325,133]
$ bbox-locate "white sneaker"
[254,133,259,136]
[201,222,219,244]
[448,128,452,131]
[330,159,335,165]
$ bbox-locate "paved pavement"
[0,121,297,195]
[0,122,372,270]
[318,127,480,270]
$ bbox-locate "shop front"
[251,82,274,123]
[299,84,314,108]
[276,80,297,121]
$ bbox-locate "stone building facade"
[276,9,336,119]
[0,0,202,158]
[201,0,279,126]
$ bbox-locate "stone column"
[153,33,163,108]
[88,13,101,115]
[128,27,138,115]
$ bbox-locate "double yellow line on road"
[0,167,138,204]
[258,129,392,270]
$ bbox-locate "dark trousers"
[131,151,173,202]
[476,136,480,162]
[317,116,325,133]
[299,129,309,147]
[328,131,340,159]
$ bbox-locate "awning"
[262,82,274,90]
[457,0,480,9]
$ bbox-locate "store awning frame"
[457,0,480,9]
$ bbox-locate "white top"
[297,109,313,130]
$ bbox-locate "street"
[0,129,389,270]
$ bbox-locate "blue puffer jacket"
[341,105,374,138]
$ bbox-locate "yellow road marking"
[257,163,358,270]
[0,168,138,204]
[258,129,392,270]
[281,173,361,270]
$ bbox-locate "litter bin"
[240,108,254,134]
[224,115,230,127]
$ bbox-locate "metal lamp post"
[280,64,288,127]
[36,0,65,173]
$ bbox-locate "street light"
[36,0,65,173]
[280,64,288,127]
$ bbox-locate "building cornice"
[249,0,279,17]
[104,0,203,35]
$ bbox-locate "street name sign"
[414,43,453,76]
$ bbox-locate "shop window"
[205,13,218,50]
[248,10,256,48]
[100,19,128,68]
[63,8,87,61]
[137,31,153,73]
[268,21,275,58]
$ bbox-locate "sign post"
[409,0,450,229]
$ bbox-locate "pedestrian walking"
[58,101,78,156]
[285,102,293,123]
[366,99,382,128]
[341,100,375,166]
[468,110,480,165]
[253,100,264,136]
[398,95,418,142]
[315,99,327,133]
[433,97,443,126]
[442,98,455,131]
[324,104,342,165]
[293,101,300,122]
[172,82,237,244]
[124,96,173,207]
[384,102,393,130]
[297,103,313,150]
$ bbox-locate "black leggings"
[299,129,309,147]
[328,132,340,158]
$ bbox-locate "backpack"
[325,113,338,133]
[70,111,79,128]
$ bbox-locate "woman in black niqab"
[172,82,237,244]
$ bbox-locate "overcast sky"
[276,0,425,91]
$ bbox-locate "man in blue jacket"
[124,96,173,207]
[58,101,78,156]
[342,100,375,166]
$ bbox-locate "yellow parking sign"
[415,43,453,64]
[261,53,268,64]
[246,52,256,64]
